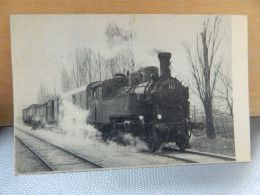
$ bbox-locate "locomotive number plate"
[169,84,175,89]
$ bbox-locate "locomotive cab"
[86,75,129,124]
[129,66,159,86]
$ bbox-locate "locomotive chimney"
[158,52,171,78]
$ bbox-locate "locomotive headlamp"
[157,114,162,119]
[139,115,144,120]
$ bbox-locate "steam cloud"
[58,100,147,152]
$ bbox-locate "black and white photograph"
[11,15,250,174]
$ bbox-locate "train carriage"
[72,89,87,110]
[22,109,27,124]
[46,97,59,124]
[22,104,39,125]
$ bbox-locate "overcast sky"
[11,15,231,118]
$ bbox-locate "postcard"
[11,15,250,174]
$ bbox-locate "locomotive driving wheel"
[146,127,160,153]
[177,142,188,152]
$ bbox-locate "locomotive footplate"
[153,121,205,134]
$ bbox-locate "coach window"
[93,88,97,100]
[80,93,82,107]
[93,87,102,100]
[97,88,100,100]
[98,87,102,100]
[73,95,76,105]
[87,89,92,101]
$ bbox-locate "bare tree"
[106,20,136,72]
[183,16,224,139]
[37,82,55,104]
[61,66,74,93]
[96,51,102,81]
[106,48,134,77]
[96,51,109,81]
[60,20,137,92]
[106,22,134,42]
[218,71,233,117]
[72,47,98,88]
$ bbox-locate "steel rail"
[15,136,55,171]
[16,127,104,168]
[143,150,198,163]
[155,152,198,163]
[163,147,236,161]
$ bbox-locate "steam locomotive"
[22,52,204,152]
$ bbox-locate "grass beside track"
[189,130,235,157]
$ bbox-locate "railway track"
[143,146,235,164]
[163,147,235,161]
[152,146,235,164]
[15,126,235,172]
[146,151,198,163]
[15,128,103,172]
